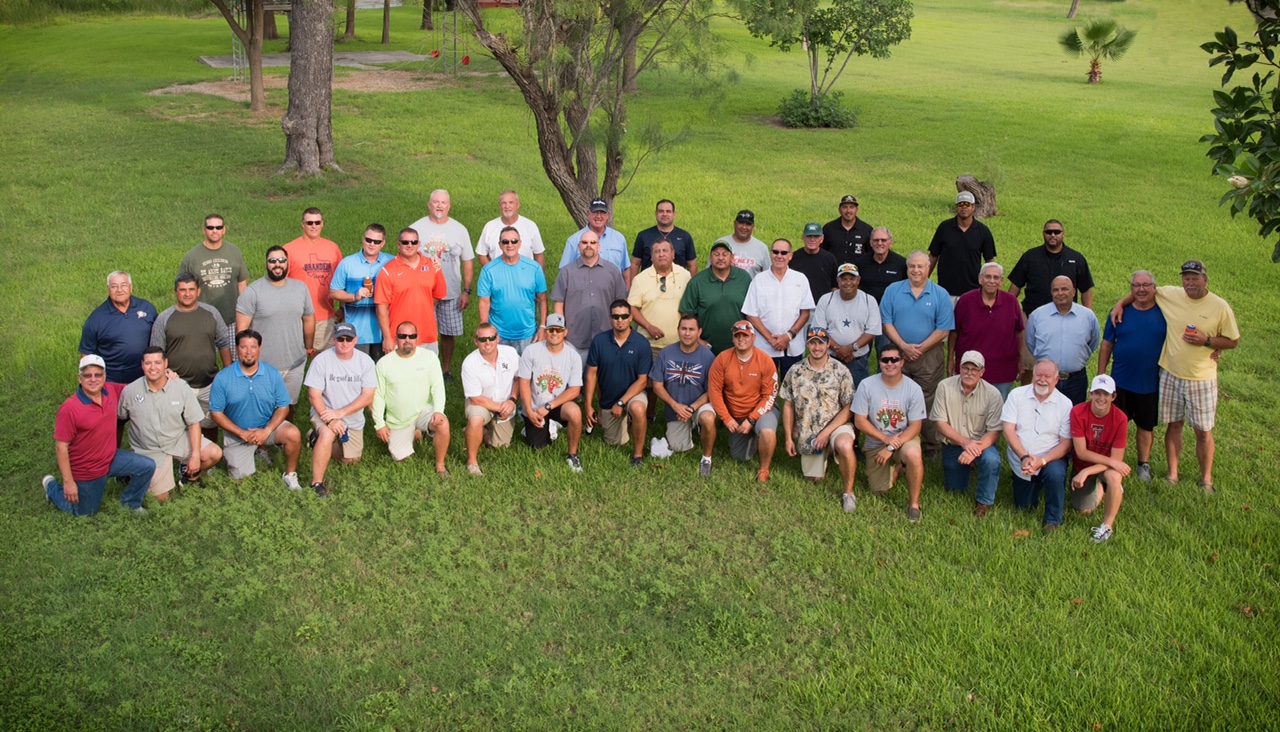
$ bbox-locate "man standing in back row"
[823,194,874,265]
[928,191,996,300]
[1097,270,1165,483]
[632,199,697,279]
[560,198,631,285]
[409,189,475,379]
[179,213,248,344]
[285,207,342,353]
[714,210,771,277]
[475,190,546,267]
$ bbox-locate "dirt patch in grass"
[149,70,442,103]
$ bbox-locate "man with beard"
[517,314,585,469]
[1001,359,1073,532]
[781,327,858,512]
[150,273,232,444]
[209,329,304,487]
[678,240,752,355]
[371,322,450,472]
[822,194,874,265]
[236,246,315,411]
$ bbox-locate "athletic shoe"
[1136,462,1152,483]
[307,429,318,450]
[442,372,454,384]
[467,463,484,477]
[1090,524,1114,543]
[699,457,712,478]
[1200,481,1215,495]
[631,456,644,468]
[282,472,302,491]
[757,467,770,483]
[842,493,857,513]
[129,506,148,516]
[311,481,329,498]
[566,454,583,473]
[41,475,55,499]
[906,506,921,523]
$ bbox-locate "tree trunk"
[264,10,279,40]
[1066,0,1079,19]
[622,35,639,92]
[421,0,433,30]
[1087,59,1101,83]
[210,0,268,112]
[280,0,340,175]
[956,175,997,219]
[382,0,391,44]
[342,0,356,40]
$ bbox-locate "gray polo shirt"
[119,376,204,455]
[550,258,628,350]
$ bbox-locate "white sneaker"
[1090,524,1114,543]
[842,492,857,513]
[282,472,303,491]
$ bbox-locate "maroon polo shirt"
[53,383,123,481]
[952,289,1024,384]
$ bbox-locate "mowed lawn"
[1,0,1278,729]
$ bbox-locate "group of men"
[50,190,1240,543]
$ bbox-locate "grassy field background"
[1,0,1278,729]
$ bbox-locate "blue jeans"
[941,444,1002,506]
[992,382,1014,400]
[46,449,155,516]
[1011,457,1068,526]
[840,354,870,388]
[774,355,802,381]
[1057,371,1088,405]
[500,336,532,356]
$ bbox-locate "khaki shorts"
[310,415,365,460]
[387,406,442,461]
[598,394,648,446]
[279,365,305,404]
[313,317,335,352]
[864,436,921,494]
[799,424,856,479]
[195,383,215,429]
[1071,474,1104,511]
[665,403,715,452]
[465,404,515,448]
[136,436,217,495]
[223,426,289,480]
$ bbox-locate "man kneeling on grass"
[371,321,450,473]
[1069,374,1129,543]
[781,326,858,512]
[707,320,779,482]
[517,314,585,471]
[462,322,520,476]
[304,323,377,498]
[209,330,303,490]
[852,343,927,522]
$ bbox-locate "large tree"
[279,0,341,175]
[734,0,912,118]
[459,0,710,225]
[1204,0,1280,261]
[209,0,269,112]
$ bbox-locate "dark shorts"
[1115,387,1157,432]
[525,403,571,449]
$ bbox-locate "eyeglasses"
[771,249,790,256]
[610,313,630,320]
[204,224,224,230]
[335,336,355,343]
[546,327,565,334]
[879,356,903,364]
[579,240,598,246]
[267,257,288,264]
[80,371,105,379]
[659,276,667,293]
[396,333,418,340]
[1131,282,1155,289]
[500,239,520,245]
[959,364,983,373]
[1043,229,1063,235]
[364,237,384,245]
[475,335,498,342]
[304,220,323,226]
[870,237,889,243]
[399,240,419,247]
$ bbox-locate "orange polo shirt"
[374,256,447,343]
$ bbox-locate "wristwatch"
[886,444,896,453]
[616,400,625,408]
[463,287,472,295]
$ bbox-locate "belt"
[1061,370,1086,379]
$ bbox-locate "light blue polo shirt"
[879,280,955,344]
[332,251,394,345]
[209,361,291,430]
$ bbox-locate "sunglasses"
[1043,229,1063,235]
[659,276,667,293]
[475,335,498,342]
[335,336,355,343]
[500,239,520,245]
[546,327,565,334]
[956,202,974,207]
[396,333,418,340]
[879,356,903,364]
[267,257,288,264]
[771,249,790,256]
[364,237,384,245]
[204,224,224,230]
[304,220,323,226]
[399,240,419,246]
[610,313,631,320]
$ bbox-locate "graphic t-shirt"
[850,374,926,450]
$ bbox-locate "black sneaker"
[177,469,201,489]
[307,429,318,450]
[631,456,643,468]
[566,454,583,473]
[312,481,330,498]
[442,372,454,384]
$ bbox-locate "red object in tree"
[462,55,470,65]
[431,49,440,58]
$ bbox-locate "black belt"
[1061,370,1086,379]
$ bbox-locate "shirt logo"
[136,311,148,318]
[134,394,145,403]
[664,359,705,386]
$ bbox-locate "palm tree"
[1059,18,1137,84]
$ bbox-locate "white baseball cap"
[1090,374,1116,394]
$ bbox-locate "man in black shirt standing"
[928,191,996,301]
[1007,219,1094,316]
[789,223,840,306]
[631,199,697,280]
[855,226,908,364]
[822,194,874,265]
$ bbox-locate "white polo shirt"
[741,268,816,357]
[462,345,521,402]
[1000,384,1073,466]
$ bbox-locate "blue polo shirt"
[560,226,630,274]
[79,297,158,384]
[879,280,955,344]
[332,251,394,344]
[477,256,548,340]
[1025,302,1100,374]
[1103,303,1166,394]
[586,329,652,406]
[209,361,291,430]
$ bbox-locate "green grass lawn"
[2,1,1278,729]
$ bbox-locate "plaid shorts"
[434,299,464,336]
[1158,369,1217,432]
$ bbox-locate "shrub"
[777,89,858,129]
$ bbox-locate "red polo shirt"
[53,383,124,481]
[374,256,447,343]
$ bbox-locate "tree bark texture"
[210,0,268,112]
[342,0,357,40]
[956,175,997,219]
[421,0,433,30]
[382,0,391,43]
[265,10,280,39]
[1066,0,1078,19]
[280,0,340,175]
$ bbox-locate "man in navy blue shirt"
[80,270,158,387]
[584,300,653,466]
[1097,270,1166,482]
[631,199,697,279]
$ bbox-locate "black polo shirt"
[632,225,696,271]
[1007,244,1095,315]
[854,250,908,304]
[928,217,996,296]
[821,218,874,265]
[789,248,839,305]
